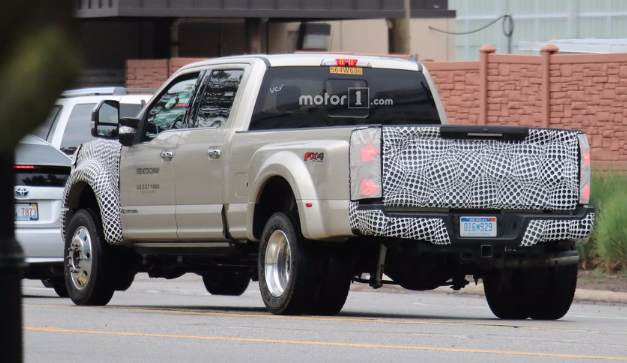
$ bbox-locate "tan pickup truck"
[62,54,594,319]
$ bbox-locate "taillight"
[361,179,379,196]
[361,146,378,162]
[350,128,382,200]
[321,58,372,68]
[577,134,591,204]
[15,165,35,169]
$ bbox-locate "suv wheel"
[64,209,115,306]
[258,212,317,315]
[202,272,250,296]
[50,276,69,298]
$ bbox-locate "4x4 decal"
[304,152,324,162]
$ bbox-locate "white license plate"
[15,203,39,221]
[460,216,496,237]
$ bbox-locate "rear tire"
[64,209,115,306]
[202,272,250,296]
[309,246,351,316]
[483,268,546,320]
[528,265,578,320]
[258,212,317,315]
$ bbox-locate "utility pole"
[245,18,262,54]
[388,0,411,54]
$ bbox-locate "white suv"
[33,87,154,155]
[18,88,153,296]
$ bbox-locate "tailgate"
[381,126,581,211]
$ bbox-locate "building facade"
[73,0,456,87]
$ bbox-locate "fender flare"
[247,150,317,239]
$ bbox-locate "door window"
[143,72,201,141]
[191,69,244,129]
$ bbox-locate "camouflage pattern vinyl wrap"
[348,127,594,247]
[62,140,124,245]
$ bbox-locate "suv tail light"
[577,133,591,204]
[350,128,382,200]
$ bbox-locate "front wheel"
[64,209,115,306]
[258,212,317,315]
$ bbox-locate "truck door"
[174,67,246,240]
[120,72,202,240]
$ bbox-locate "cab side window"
[143,72,200,141]
[192,69,244,129]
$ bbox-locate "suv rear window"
[249,67,440,131]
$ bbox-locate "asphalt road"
[23,274,627,363]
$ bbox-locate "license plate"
[460,217,496,237]
[15,203,39,221]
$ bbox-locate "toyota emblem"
[15,187,29,198]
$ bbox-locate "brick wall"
[549,57,627,165]
[486,62,543,127]
[126,58,206,89]
[428,62,480,125]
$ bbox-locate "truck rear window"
[249,66,440,131]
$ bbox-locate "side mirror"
[91,100,120,139]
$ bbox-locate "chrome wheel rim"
[68,226,93,290]
[264,230,291,297]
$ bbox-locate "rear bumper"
[15,227,64,263]
[350,202,594,247]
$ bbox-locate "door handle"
[160,150,174,160]
[207,147,221,159]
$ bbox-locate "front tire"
[64,209,115,306]
[258,212,317,315]
[202,272,250,296]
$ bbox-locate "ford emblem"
[15,187,29,198]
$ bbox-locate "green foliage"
[580,171,627,270]
[594,188,627,270]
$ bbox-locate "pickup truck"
[62,54,594,319]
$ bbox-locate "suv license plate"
[460,217,496,237]
[15,203,39,221]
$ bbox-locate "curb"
[432,283,627,304]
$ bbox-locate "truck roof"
[178,54,422,72]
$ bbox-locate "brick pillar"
[541,44,559,128]
[479,45,496,125]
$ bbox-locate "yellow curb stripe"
[24,326,627,361]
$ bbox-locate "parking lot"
[23,274,627,363]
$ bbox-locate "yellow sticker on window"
[330,67,363,75]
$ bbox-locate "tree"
[0,1,79,362]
